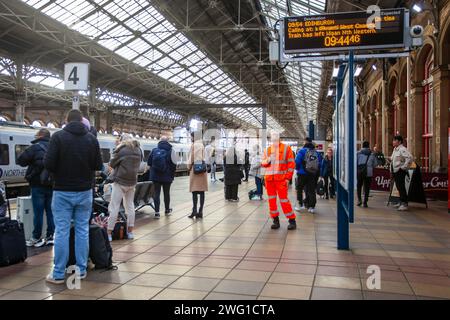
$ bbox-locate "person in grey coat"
[356,141,378,207]
[107,134,143,240]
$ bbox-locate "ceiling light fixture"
[354,65,363,77]
[412,4,422,13]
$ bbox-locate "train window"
[101,148,111,163]
[144,150,151,162]
[15,145,29,164]
[0,144,9,165]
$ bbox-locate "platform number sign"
[64,63,89,91]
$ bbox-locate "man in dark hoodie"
[148,136,177,219]
[17,128,55,247]
[44,109,103,284]
[295,137,322,214]
[356,141,378,208]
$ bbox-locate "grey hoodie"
[356,148,378,177]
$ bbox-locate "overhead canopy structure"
[0,0,333,137]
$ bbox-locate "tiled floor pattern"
[0,176,449,300]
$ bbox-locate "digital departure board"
[283,9,408,54]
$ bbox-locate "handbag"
[193,146,207,174]
[194,161,207,174]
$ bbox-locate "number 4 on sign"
[64,63,89,91]
[68,67,79,85]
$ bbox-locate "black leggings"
[192,192,205,213]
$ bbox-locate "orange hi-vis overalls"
[262,142,296,220]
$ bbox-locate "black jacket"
[17,137,50,188]
[224,148,243,186]
[44,122,103,192]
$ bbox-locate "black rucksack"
[67,225,114,270]
[152,148,168,173]
[89,225,113,270]
[37,144,54,187]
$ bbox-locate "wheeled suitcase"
[16,196,48,241]
[0,182,27,267]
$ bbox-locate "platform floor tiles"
[0,175,449,300]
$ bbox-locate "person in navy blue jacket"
[295,138,323,214]
[147,136,177,218]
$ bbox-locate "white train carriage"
[0,121,191,195]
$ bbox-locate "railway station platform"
[0,175,449,300]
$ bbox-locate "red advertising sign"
[371,168,448,201]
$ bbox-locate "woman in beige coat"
[187,131,208,219]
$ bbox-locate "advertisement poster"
[371,168,447,201]
[338,74,348,190]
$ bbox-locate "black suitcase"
[0,182,27,267]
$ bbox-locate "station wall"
[357,0,450,173]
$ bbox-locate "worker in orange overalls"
[261,131,297,230]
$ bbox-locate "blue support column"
[308,121,315,140]
[336,51,355,250]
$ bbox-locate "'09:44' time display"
[324,35,362,47]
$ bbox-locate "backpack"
[111,210,128,241]
[152,148,168,173]
[357,154,370,178]
[89,225,114,270]
[304,149,319,174]
[37,144,54,187]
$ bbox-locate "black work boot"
[288,219,297,230]
[271,217,280,230]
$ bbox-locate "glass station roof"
[19,0,283,131]
[258,0,326,129]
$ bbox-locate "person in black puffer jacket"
[224,141,244,202]
[17,128,55,247]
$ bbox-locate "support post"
[72,91,80,110]
[262,106,267,150]
[406,54,412,149]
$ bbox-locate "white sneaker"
[45,274,65,285]
[294,205,305,211]
[127,232,135,240]
[309,208,315,214]
[108,234,113,242]
[26,238,40,247]
[397,205,408,211]
[393,203,401,208]
[26,238,45,247]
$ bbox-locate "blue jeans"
[255,177,263,196]
[52,190,92,279]
[31,187,55,239]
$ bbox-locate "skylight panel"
[20,0,274,130]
